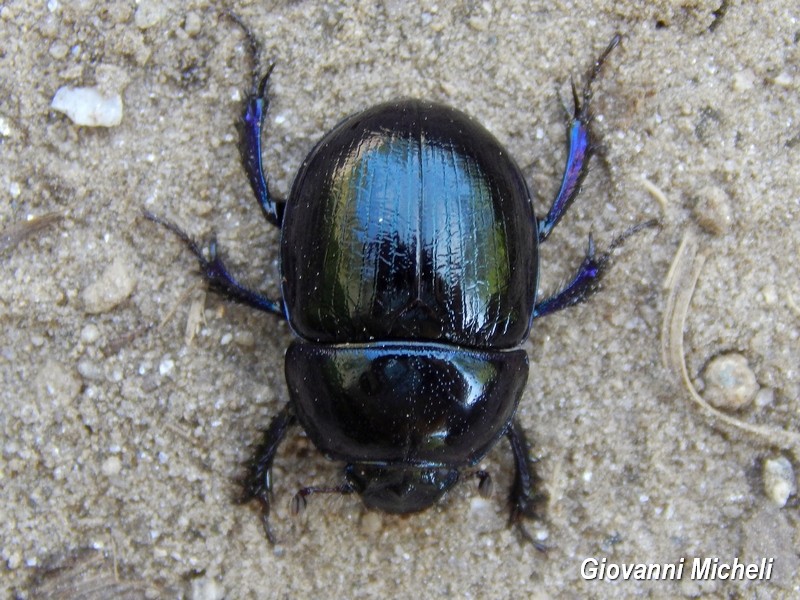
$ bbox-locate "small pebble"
[82,256,137,314]
[467,15,489,31]
[159,356,175,376]
[77,359,104,381]
[234,329,255,348]
[49,40,69,60]
[5,551,22,570]
[732,69,756,92]
[763,456,796,507]
[101,455,122,477]
[701,352,758,410]
[80,323,101,344]
[183,11,202,36]
[0,115,12,137]
[693,185,732,235]
[772,72,793,87]
[35,359,81,405]
[51,86,123,127]
[754,387,774,409]
[134,0,166,29]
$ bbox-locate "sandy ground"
[2,0,799,597]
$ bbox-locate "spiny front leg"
[225,11,286,228]
[537,34,621,243]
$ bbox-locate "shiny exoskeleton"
[148,31,648,543]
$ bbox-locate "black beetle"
[147,28,652,543]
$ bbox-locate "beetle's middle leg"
[532,220,657,319]
[536,35,620,243]
[144,212,285,317]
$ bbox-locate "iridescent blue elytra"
[145,30,648,544]
[282,100,537,348]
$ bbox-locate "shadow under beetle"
[147,28,653,543]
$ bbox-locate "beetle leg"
[238,66,286,228]
[225,11,286,228]
[537,34,621,243]
[533,219,657,319]
[506,419,548,549]
[533,232,606,319]
[238,405,297,544]
[144,211,285,317]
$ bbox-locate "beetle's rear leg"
[537,34,621,243]
[533,220,657,319]
[506,420,548,550]
[238,405,297,543]
[144,211,285,317]
[226,11,285,228]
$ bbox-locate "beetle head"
[345,464,459,514]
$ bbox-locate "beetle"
[147,29,652,543]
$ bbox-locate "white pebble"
[754,387,775,409]
[159,357,175,376]
[101,455,122,477]
[134,0,166,29]
[77,359,104,381]
[732,69,756,92]
[80,323,101,343]
[0,115,12,137]
[763,456,796,507]
[51,86,123,127]
[183,11,202,36]
[773,72,793,87]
